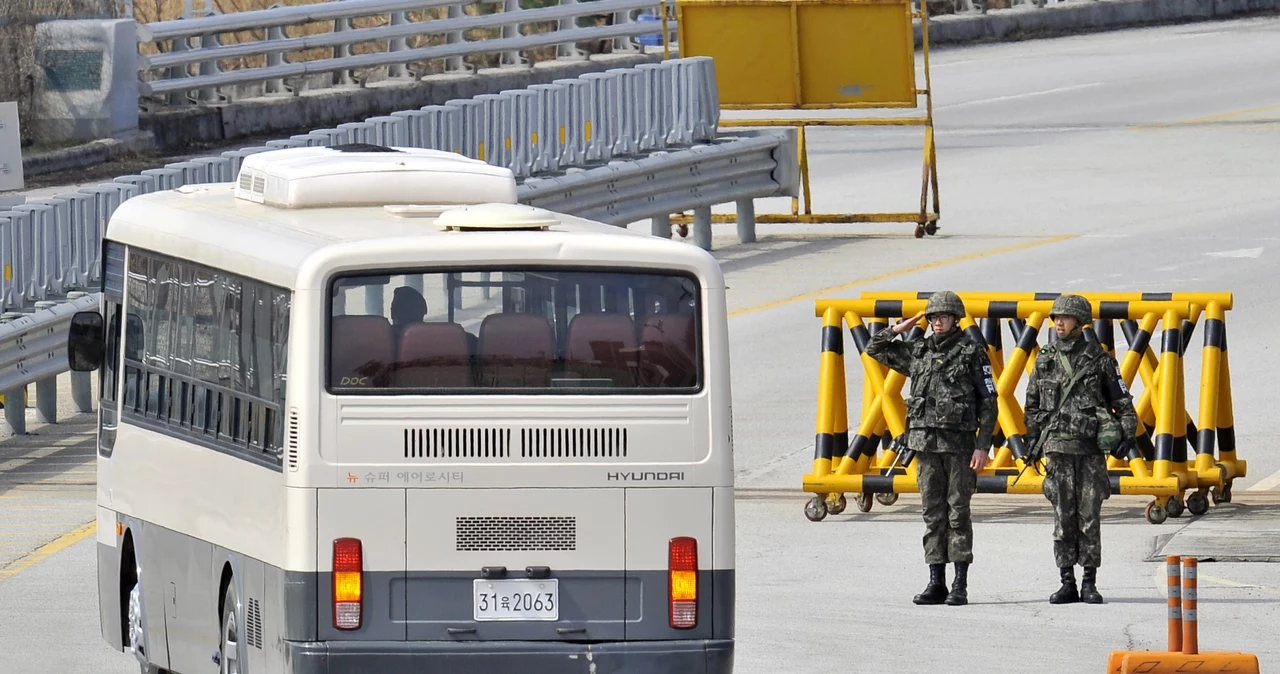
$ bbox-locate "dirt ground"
[18,132,300,191]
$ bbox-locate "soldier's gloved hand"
[1110,438,1136,460]
[1022,431,1041,461]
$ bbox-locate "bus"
[66,144,736,674]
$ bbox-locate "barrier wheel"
[1145,501,1168,525]
[914,224,925,239]
[925,221,938,236]
[827,494,848,515]
[875,492,899,506]
[1221,481,1233,503]
[804,497,828,522]
[1166,495,1185,518]
[1186,491,1210,516]
[855,493,874,513]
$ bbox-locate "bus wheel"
[127,579,148,671]
[803,496,827,522]
[127,575,166,673]
[217,584,243,674]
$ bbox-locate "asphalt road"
[3,15,1280,673]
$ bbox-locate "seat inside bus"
[330,309,697,389]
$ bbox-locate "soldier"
[866,291,998,606]
[1023,294,1138,605]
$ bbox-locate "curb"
[916,0,1280,46]
[19,131,157,178]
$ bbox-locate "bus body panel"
[282,638,734,674]
[402,487,626,640]
[316,488,407,641]
[108,424,289,568]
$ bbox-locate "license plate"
[473,579,559,621]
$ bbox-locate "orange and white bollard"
[1166,555,1181,652]
[1182,557,1198,656]
[1107,554,1258,674]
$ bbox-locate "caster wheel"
[1166,495,1185,518]
[1145,501,1168,525]
[875,492,899,506]
[1221,482,1233,503]
[826,494,848,515]
[804,497,828,522]
[925,222,938,236]
[676,224,689,238]
[855,493,874,513]
[914,224,925,239]
[1186,491,1210,516]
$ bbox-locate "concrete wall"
[32,19,139,143]
[142,52,663,152]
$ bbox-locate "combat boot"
[1080,567,1104,604]
[1050,566,1080,604]
[913,563,948,605]
[945,562,969,606]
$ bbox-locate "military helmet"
[924,291,965,319]
[1050,294,1092,323]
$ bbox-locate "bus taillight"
[668,536,698,629]
[333,538,363,630]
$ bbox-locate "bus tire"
[124,558,167,673]
[218,582,245,674]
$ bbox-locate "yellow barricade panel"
[676,0,918,109]
[675,2,798,107]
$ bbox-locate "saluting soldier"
[866,291,998,606]
[1023,294,1138,605]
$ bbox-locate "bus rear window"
[327,269,702,393]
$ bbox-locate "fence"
[800,291,1243,526]
[0,55,799,434]
[134,0,677,104]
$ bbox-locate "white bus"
[67,144,736,674]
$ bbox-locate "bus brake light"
[333,538,363,630]
[668,536,698,629]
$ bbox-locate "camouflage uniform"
[866,291,998,606]
[1024,294,1138,605]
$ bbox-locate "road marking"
[1205,247,1264,259]
[0,521,95,582]
[1132,104,1280,131]
[1245,469,1280,492]
[937,83,1104,110]
[1198,575,1280,596]
[727,234,1078,319]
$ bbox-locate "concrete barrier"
[141,52,664,152]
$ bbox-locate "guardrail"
[521,129,798,248]
[136,0,676,104]
[0,292,99,434]
[0,55,798,434]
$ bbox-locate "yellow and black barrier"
[801,292,1244,526]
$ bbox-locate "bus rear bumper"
[285,638,734,674]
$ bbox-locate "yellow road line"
[727,234,1078,319]
[0,521,96,582]
[0,530,91,536]
[1132,104,1280,131]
